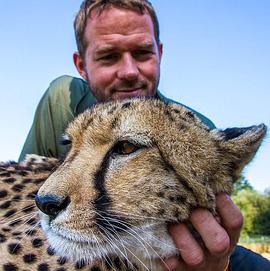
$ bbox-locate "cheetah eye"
[60,134,72,146]
[112,141,141,155]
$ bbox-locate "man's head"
[73,0,163,102]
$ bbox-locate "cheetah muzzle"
[0,98,267,271]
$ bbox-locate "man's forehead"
[85,6,154,38]
[88,5,149,20]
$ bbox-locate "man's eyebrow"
[94,42,155,56]
[136,41,155,50]
[94,45,116,56]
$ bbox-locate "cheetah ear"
[211,124,267,180]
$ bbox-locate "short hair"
[74,0,160,58]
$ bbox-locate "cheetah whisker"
[96,224,133,270]
[95,213,158,270]
[0,211,37,226]
[99,212,179,251]
[90,229,119,271]
[7,212,38,234]
[10,199,36,203]
[96,213,177,269]
[94,213,136,264]
[104,208,170,223]
[99,212,178,249]
[94,212,150,270]
[16,220,41,245]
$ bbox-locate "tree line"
[232,176,270,237]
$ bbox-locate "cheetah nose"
[35,194,70,217]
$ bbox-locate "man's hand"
[162,193,243,271]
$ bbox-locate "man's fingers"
[168,223,205,267]
[216,193,243,248]
[163,194,243,270]
[190,208,230,257]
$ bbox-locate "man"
[19,1,269,270]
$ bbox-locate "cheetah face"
[35,99,266,264]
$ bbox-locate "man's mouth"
[117,87,141,92]
[114,88,144,99]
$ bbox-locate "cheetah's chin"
[40,218,110,262]
[42,220,178,263]
[45,228,113,263]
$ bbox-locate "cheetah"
[0,99,267,271]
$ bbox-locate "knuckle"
[211,233,230,255]
[191,208,211,224]
[228,211,244,230]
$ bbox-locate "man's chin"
[112,89,155,101]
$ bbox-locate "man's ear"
[73,52,88,80]
[158,42,163,60]
[212,124,267,180]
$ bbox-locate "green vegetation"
[232,176,270,237]
[239,236,270,244]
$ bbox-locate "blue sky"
[0,1,269,192]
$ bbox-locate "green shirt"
[19,75,215,161]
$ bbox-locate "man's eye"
[112,141,141,155]
[133,50,153,60]
[98,54,118,62]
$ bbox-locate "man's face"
[74,7,163,102]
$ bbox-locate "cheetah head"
[35,99,266,264]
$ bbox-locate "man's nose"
[117,54,139,81]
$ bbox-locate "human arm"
[18,76,76,161]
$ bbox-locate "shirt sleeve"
[230,245,270,270]
[18,76,75,161]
